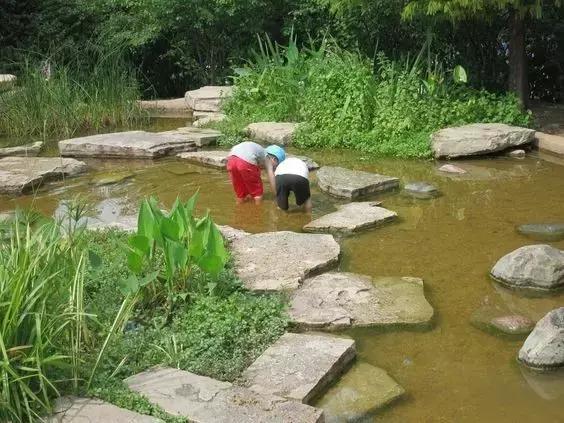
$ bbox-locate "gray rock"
[432,123,535,159]
[316,362,405,422]
[0,141,42,157]
[0,157,87,195]
[158,127,221,147]
[492,315,536,335]
[519,307,564,370]
[471,304,535,336]
[217,225,249,243]
[185,86,233,112]
[125,367,323,422]
[138,98,190,117]
[404,182,440,199]
[303,202,396,234]
[193,112,226,127]
[245,122,299,146]
[59,131,197,158]
[316,166,399,199]
[507,149,526,158]
[0,74,16,84]
[49,396,161,422]
[438,164,467,174]
[87,215,138,232]
[490,245,564,291]
[517,224,564,242]
[535,132,564,157]
[241,332,356,404]
[230,231,340,291]
[289,272,434,330]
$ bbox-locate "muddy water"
[1,128,564,422]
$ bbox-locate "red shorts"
[226,155,263,199]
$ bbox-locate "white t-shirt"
[274,157,309,180]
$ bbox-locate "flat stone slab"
[490,244,564,291]
[289,272,434,329]
[59,131,197,158]
[177,150,319,170]
[316,166,399,199]
[159,127,221,147]
[49,396,161,422]
[404,181,440,199]
[138,98,190,116]
[230,231,340,291]
[0,141,42,157]
[0,74,16,84]
[125,367,323,423]
[517,224,564,242]
[0,157,87,195]
[185,85,233,112]
[193,112,227,127]
[432,123,535,159]
[316,362,405,422]
[217,225,249,243]
[245,122,299,146]
[303,202,396,234]
[241,333,356,403]
[535,132,564,157]
[519,307,564,370]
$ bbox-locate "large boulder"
[535,132,564,157]
[0,141,42,158]
[184,86,233,112]
[518,308,564,370]
[490,245,564,291]
[431,123,535,159]
[245,122,299,146]
[316,166,399,199]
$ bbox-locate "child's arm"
[264,159,277,194]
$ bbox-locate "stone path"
[303,202,397,234]
[158,127,221,147]
[177,149,319,170]
[316,361,405,422]
[535,132,564,157]
[431,123,535,159]
[316,166,399,199]
[245,122,298,146]
[289,272,434,330]
[230,231,340,291]
[59,131,197,158]
[125,367,323,422]
[49,396,161,422]
[241,332,356,403]
[0,141,42,157]
[0,157,87,195]
[185,86,233,112]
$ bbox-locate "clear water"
[1,124,563,422]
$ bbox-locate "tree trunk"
[508,11,529,108]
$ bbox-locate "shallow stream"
[1,120,564,422]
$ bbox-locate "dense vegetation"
[0,199,287,422]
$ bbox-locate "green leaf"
[160,217,180,241]
[139,271,159,287]
[137,199,155,239]
[453,65,467,84]
[128,235,151,255]
[127,250,144,274]
[88,250,102,268]
[119,275,139,295]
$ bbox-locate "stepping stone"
[177,150,319,170]
[138,98,190,117]
[490,244,564,291]
[0,141,42,157]
[316,166,399,199]
[185,86,233,112]
[0,157,87,195]
[519,307,564,370]
[241,332,356,403]
[245,122,299,146]
[431,123,535,159]
[158,127,221,147]
[230,231,340,291]
[303,202,396,234]
[59,131,197,158]
[535,132,564,157]
[470,303,535,336]
[91,170,135,186]
[289,272,434,330]
[125,367,323,423]
[217,224,249,243]
[404,182,440,199]
[316,362,405,422]
[517,223,564,242]
[0,74,17,84]
[193,112,226,127]
[438,164,467,174]
[49,396,161,422]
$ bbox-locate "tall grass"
[0,47,146,144]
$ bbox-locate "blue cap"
[265,145,286,163]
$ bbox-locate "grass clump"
[220,37,530,158]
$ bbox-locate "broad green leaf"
[127,250,144,274]
[128,235,151,255]
[119,275,139,295]
[137,199,155,239]
[453,65,467,84]
[160,217,180,241]
[139,271,159,287]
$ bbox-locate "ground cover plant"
[218,36,530,158]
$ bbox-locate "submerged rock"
[519,307,564,370]
[0,141,42,158]
[184,85,233,112]
[91,171,134,186]
[230,231,340,291]
[517,224,564,242]
[490,245,564,291]
[316,361,405,422]
[289,272,434,329]
[245,122,299,146]
[404,182,440,199]
[316,166,399,199]
[507,149,526,158]
[438,164,467,174]
[431,123,535,159]
[471,304,534,336]
[303,202,397,234]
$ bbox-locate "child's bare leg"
[253,196,263,204]
[302,198,313,213]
